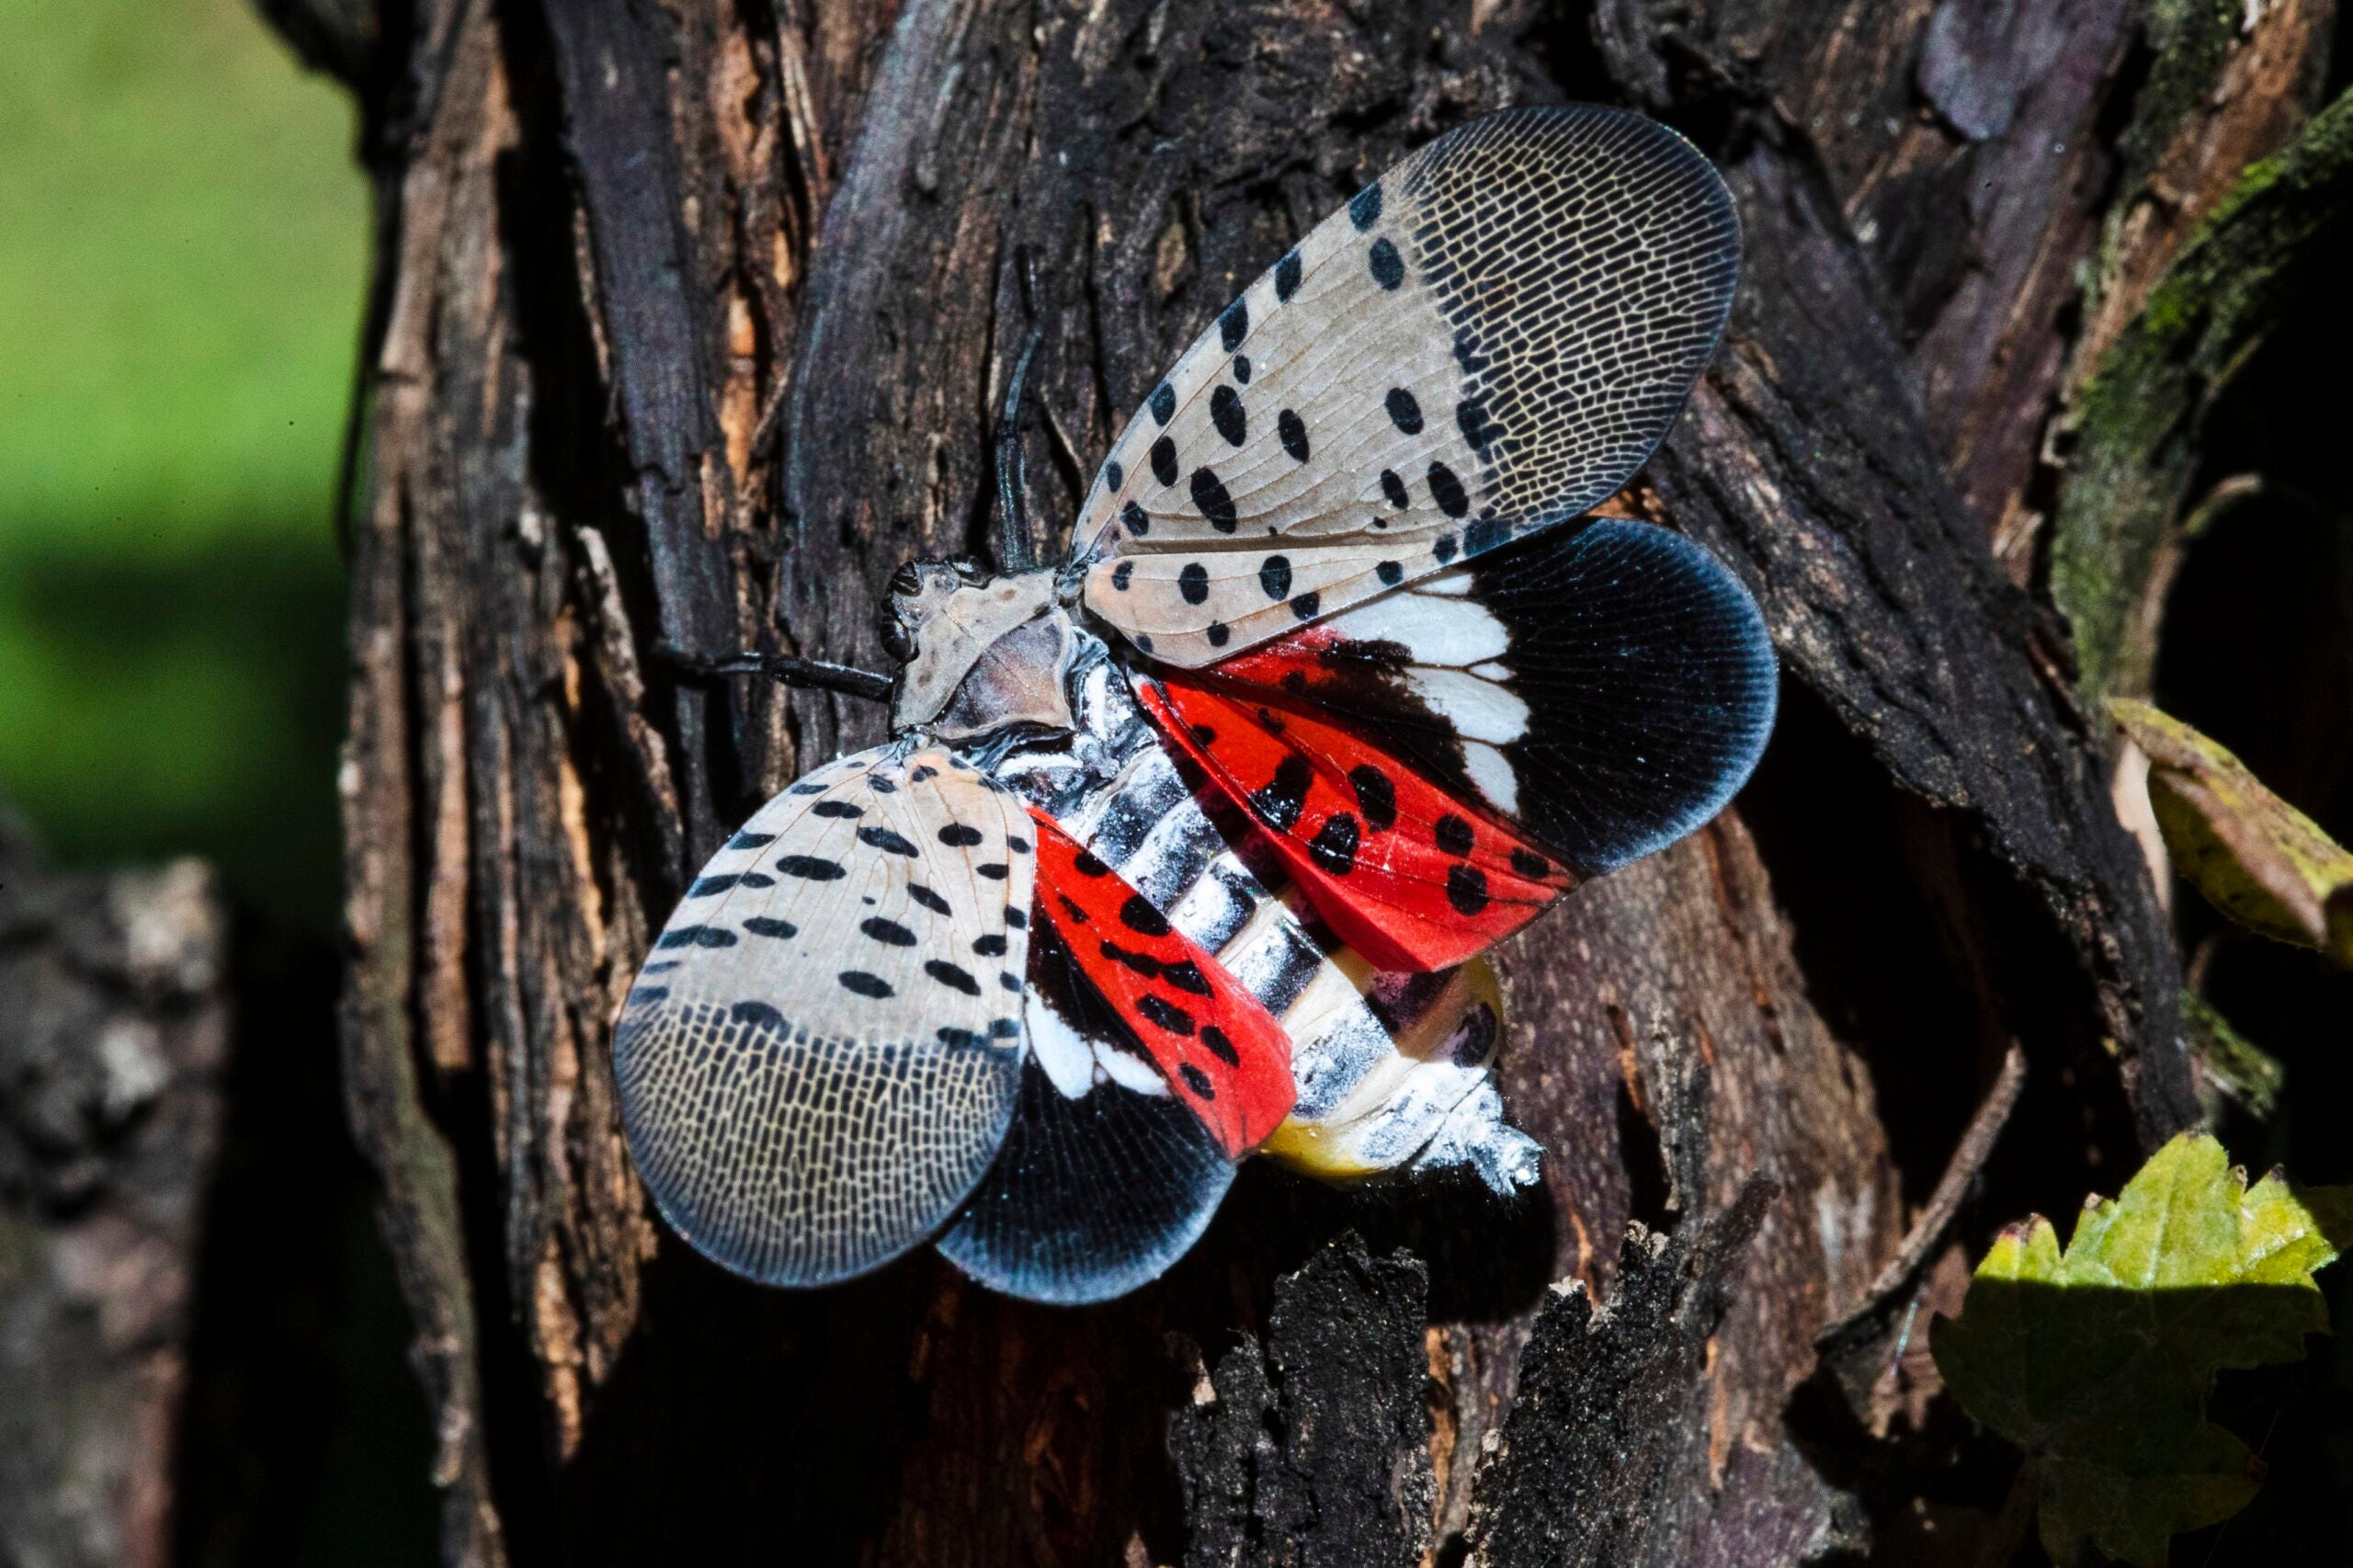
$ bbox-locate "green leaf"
[2110,699,2353,965]
[1931,1133,2353,1566]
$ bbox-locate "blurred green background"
[2,2,439,1561]
[0,0,360,928]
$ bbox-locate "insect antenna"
[992,248,1047,574]
[656,644,894,702]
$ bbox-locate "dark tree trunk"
[0,828,230,1568]
[307,0,2343,1562]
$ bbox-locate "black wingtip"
[934,920,1235,1304]
[1482,517,1778,874]
[934,1055,1234,1305]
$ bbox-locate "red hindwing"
[1136,675,1575,972]
[1028,810,1296,1154]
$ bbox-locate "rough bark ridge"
[315,0,2336,1562]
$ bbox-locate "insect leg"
[655,644,894,702]
[992,245,1049,574]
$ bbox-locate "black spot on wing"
[1348,183,1381,230]
[1309,813,1360,875]
[1427,461,1470,518]
[1178,1063,1215,1097]
[1219,298,1249,351]
[1190,469,1237,533]
[1511,848,1553,879]
[838,970,894,998]
[742,916,797,939]
[1258,556,1291,601]
[1368,237,1404,290]
[1122,499,1150,539]
[811,800,863,819]
[1249,755,1312,833]
[1290,592,1321,621]
[1161,960,1211,995]
[1380,469,1409,510]
[1100,939,1161,980]
[974,933,1009,957]
[1211,385,1245,446]
[657,925,737,950]
[938,823,984,847]
[1150,382,1176,426]
[1200,1025,1239,1065]
[1119,895,1172,937]
[1178,562,1210,604]
[730,1000,783,1030]
[1137,994,1194,1035]
[1385,388,1422,434]
[1207,621,1230,647]
[1274,249,1302,301]
[1106,460,1123,490]
[907,884,952,915]
[1278,409,1308,462]
[1350,765,1397,831]
[1151,437,1178,486]
[858,825,918,857]
[726,829,776,849]
[926,960,983,996]
[1111,561,1133,592]
[861,916,918,946]
[1446,864,1490,915]
[1376,561,1404,586]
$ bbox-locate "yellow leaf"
[2109,699,2353,964]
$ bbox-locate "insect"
[616,106,1777,1303]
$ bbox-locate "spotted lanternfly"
[615,106,1777,1303]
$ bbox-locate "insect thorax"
[883,560,1082,743]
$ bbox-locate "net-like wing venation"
[614,745,1039,1288]
[1072,105,1739,668]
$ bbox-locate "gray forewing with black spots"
[613,744,1040,1289]
[1070,106,1740,668]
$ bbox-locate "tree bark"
[313,0,2340,1562]
[0,827,230,1568]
